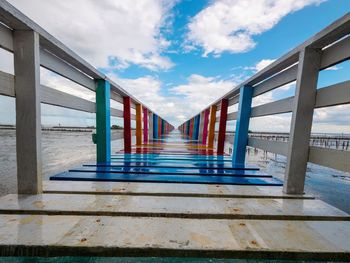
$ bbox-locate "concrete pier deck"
[0,132,349,260]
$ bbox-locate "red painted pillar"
[123,96,132,153]
[143,107,148,143]
[217,99,228,155]
[202,108,210,145]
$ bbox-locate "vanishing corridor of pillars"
[178,46,332,195]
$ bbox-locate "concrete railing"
[0,0,174,194]
[179,12,350,194]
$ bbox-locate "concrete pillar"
[232,85,253,166]
[217,99,228,155]
[202,108,210,145]
[194,114,200,141]
[143,108,148,143]
[14,30,42,194]
[153,114,158,139]
[198,111,204,142]
[208,105,217,149]
[123,97,132,153]
[96,79,111,163]
[284,48,321,194]
[148,111,153,141]
[135,104,142,145]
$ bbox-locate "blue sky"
[0,0,350,133]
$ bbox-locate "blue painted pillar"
[232,85,253,166]
[193,114,200,140]
[153,113,158,139]
[186,121,191,136]
[96,79,111,163]
[162,119,166,135]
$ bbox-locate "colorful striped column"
[232,85,253,165]
[208,105,217,149]
[143,108,148,143]
[123,96,132,153]
[202,108,210,145]
[158,117,161,138]
[162,119,166,135]
[189,119,194,139]
[217,99,228,155]
[135,104,142,146]
[153,113,158,139]
[96,79,111,163]
[193,114,200,140]
[186,121,191,136]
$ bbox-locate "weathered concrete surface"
[43,181,313,199]
[0,194,346,220]
[0,214,349,259]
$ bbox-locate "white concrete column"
[14,30,42,194]
[284,47,321,194]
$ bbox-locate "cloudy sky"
[0,0,349,133]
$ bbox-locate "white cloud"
[107,73,237,126]
[324,65,342,71]
[186,0,325,56]
[244,59,276,72]
[8,0,175,71]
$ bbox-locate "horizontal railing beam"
[41,85,95,113]
[248,137,289,156]
[0,70,14,96]
[40,49,96,91]
[0,22,12,51]
[320,35,350,69]
[315,80,350,108]
[253,64,298,97]
[309,146,350,173]
[251,97,294,118]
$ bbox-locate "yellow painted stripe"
[208,105,217,149]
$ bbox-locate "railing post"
[284,48,321,194]
[135,104,142,146]
[208,105,217,149]
[14,30,42,194]
[232,85,253,166]
[158,117,162,138]
[186,121,191,137]
[202,108,210,145]
[162,119,166,135]
[217,99,228,155]
[198,112,204,142]
[143,108,148,143]
[96,79,111,163]
[123,96,132,153]
[189,118,194,139]
[153,114,158,139]
[194,114,200,141]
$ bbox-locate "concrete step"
[0,194,346,220]
[0,214,349,260]
[43,181,314,199]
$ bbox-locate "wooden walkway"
[0,131,349,260]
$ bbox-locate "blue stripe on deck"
[50,130,283,186]
[68,166,270,177]
[84,163,260,170]
[50,171,282,186]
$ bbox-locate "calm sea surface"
[0,129,349,213]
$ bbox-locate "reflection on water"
[225,142,350,213]
[1,129,349,213]
[0,129,124,196]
